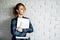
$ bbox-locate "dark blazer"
[11,16,33,40]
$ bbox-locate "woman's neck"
[18,14,23,18]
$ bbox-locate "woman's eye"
[21,9,24,11]
[21,9,23,10]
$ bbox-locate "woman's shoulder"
[11,16,31,21]
[23,17,32,22]
[11,17,17,21]
[23,16,29,19]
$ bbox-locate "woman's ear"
[16,9,19,13]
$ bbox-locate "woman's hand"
[26,33,30,38]
[16,27,23,32]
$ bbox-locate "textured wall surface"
[0,0,60,40]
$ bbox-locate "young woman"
[11,3,33,40]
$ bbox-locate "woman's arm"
[25,21,33,38]
[23,20,33,33]
[11,19,22,36]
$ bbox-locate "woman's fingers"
[26,33,30,38]
[16,27,23,32]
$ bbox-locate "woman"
[11,3,33,40]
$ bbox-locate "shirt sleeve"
[11,19,22,36]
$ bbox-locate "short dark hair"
[13,3,26,17]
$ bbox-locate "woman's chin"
[19,14,23,15]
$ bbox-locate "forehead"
[19,5,24,8]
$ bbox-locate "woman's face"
[16,5,25,15]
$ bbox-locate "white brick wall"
[0,0,60,40]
